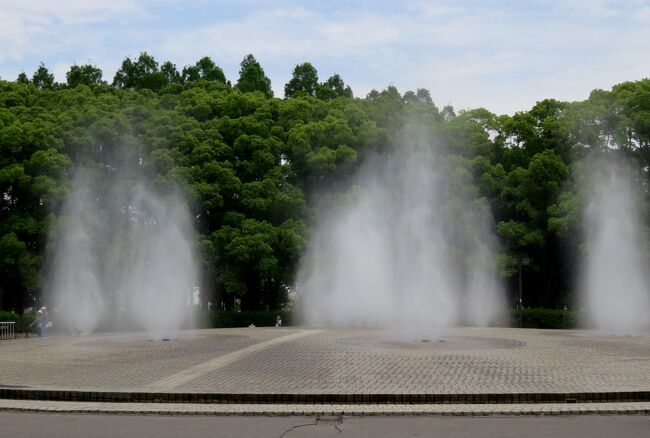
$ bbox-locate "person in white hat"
[37,307,49,337]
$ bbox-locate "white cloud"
[404,1,468,18]
[554,0,649,17]
[1,1,650,113]
[635,6,650,21]
[0,0,149,62]
[3,0,147,25]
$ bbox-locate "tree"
[403,90,418,104]
[403,88,433,105]
[416,88,433,104]
[66,64,104,88]
[160,61,181,85]
[112,52,169,91]
[442,104,456,120]
[17,72,30,84]
[235,54,273,97]
[284,62,318,98]
[182,56,226,83]
[366,89,380,100]
[32,63,55,90]
[5,54,650,315]
[0,233,40,311]
[605,80,650,185]
[497,149,569,306]
[316,74,353,100]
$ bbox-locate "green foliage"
[512,308,578,329]
[0,310,19,323]
[0,309,36,332]
[2,57,650,314]
[403,88,433,105]
[236,54,273,97]
[113,52,177,92]
[20,310,37,332]
[316,74,353,100]
[66,64,104,88]
[182,57,227,84]
[285,62,319,98]
[31,63,55,90]
[16,72,29,84]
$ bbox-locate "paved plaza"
[1,327,649,397]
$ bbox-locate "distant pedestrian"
[275,315,282,327]
[37,307,49,337]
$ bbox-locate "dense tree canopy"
[182,56,227,84]
[1,53,650,313]
[316,74,353,100]
[31,63,55,90]
[66,64,105,88]
[285,62,319,98]
[112,52,171,91]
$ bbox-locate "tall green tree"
[235,54,273,97]
[497,149,569,306]
[3,55,650,314]
[66,64,104,88]
[182,56,227,83]
[113,52,170,91]
[284,62,318,98]
[16,72,29,84]
[160,61,181,85]
[32,63,55,90]
[316,74,353,100]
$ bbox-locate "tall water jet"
[580,159,650,333]
[47,168,198,339]
[118,184,197,338]
[297,136,504,339]
[463,202,505,327]
[47,172,105,335]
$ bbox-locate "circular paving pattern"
[337,335,527,350]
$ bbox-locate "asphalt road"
[1,413,649,438]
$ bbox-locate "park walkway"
[1,327,649,414]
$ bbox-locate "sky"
[1,0,649,115]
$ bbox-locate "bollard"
[0,321,16,340]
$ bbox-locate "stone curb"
[1,388,650,405]
[1,400,650,416]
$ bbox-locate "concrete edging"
[1,399,650,416]
[1,388,650,405]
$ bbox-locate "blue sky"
[1,0,649,114]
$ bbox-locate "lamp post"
[518,257,530,328]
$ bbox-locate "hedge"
[204,309,577,329]
[1,308,580,332]
[511,308,578,329]
[0,310,37,333]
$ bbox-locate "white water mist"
[48,174,105,334]
[580,160,650,333]
[298,139,504,339]
[47,170,198,338]
[464,205,505,327]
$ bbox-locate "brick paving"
[0,326,649,396]
[0,328,291,391]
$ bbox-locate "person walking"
[37,307,49,337]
